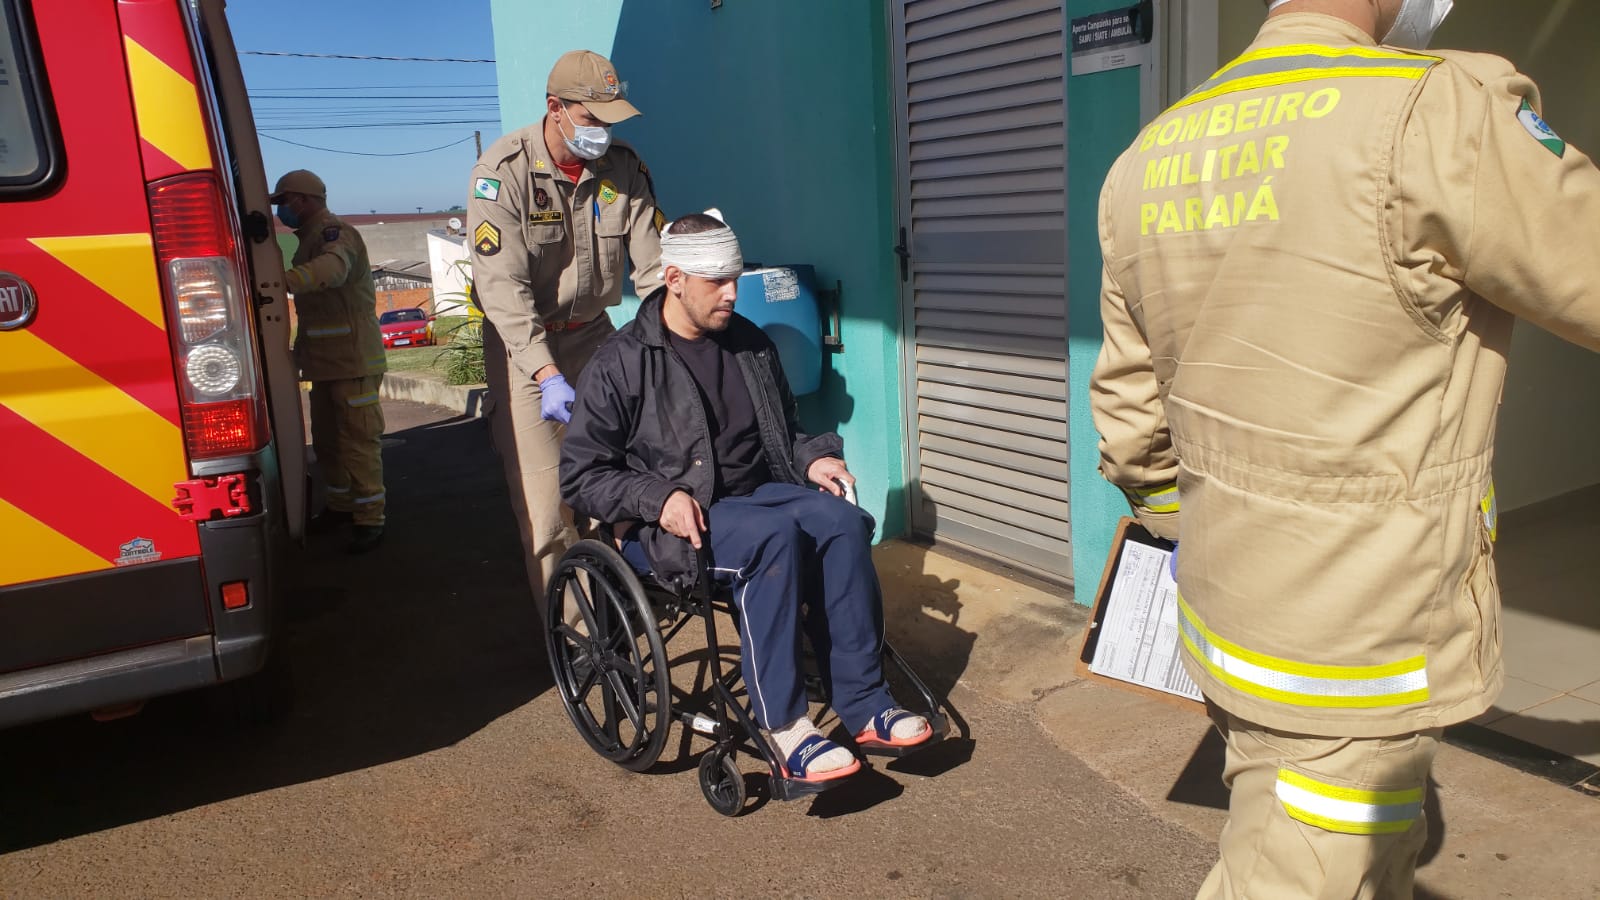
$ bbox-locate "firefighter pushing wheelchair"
[541,517,950,817]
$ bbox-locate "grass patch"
[381,315,484,384]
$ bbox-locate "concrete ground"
[1,397,1595,898]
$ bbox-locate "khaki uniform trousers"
[1198,708,1441,900]
[483,317,614,621]
[308,374,386,526]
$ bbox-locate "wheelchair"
[542,525,950,816]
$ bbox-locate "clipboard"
[1075,517,1207,713]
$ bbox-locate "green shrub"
[440,318,485,385]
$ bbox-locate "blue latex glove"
[538,373,575,424]
[1168,542,1179,580]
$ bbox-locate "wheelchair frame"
[543,537,950,816]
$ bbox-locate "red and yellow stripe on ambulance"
[0,5,215,588]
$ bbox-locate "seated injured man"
[560,213,932,782]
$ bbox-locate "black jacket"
[560,289,844,591]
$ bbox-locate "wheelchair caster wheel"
[698,749,745,817]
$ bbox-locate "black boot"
[307,508,353,535]
[347,524,384,554]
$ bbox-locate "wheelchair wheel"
[545,539,671,772]
[698,748,745,817]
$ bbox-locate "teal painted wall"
[488,0,908,538]
[1065,1,1147,599]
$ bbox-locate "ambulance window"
[0,0,60,197]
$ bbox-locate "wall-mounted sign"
[1071,6,1149,76]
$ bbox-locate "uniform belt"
[545,317,600,333]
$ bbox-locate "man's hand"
[538,372,575,424]
[807,456,853,498]
[658,490,707,549]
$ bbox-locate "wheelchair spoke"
[601,682,621,746]
[603,668,647,733]
[567,573,604,639]
[573,659,601,702]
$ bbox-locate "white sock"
[890,711,930,740]
[768,716,854,773]
[869,707,929,741]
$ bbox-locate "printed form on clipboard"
[1088,535,1205,703]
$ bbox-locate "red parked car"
[379,307,433,349]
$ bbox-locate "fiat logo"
[0,273,37,331]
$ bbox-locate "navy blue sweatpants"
[622,482,895,733]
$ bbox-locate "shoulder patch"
[322,226,341,243]
[474,221,501,256]
[473,177,501,201]
[1518,98,1566,158]
[599,180,618,204]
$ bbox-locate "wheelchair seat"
[542,532,950,817]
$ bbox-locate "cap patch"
[474,177,501,201]
[474,221,501,256]
[1519,98,1566,158]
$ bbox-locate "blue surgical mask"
[276,203,301,229]
[560,103,612,160]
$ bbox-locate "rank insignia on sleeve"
[599,180,618,204]
[474,177,501,201]
[1518,98,1566,158]
[654,209,666,233]
[474,221,501,256]
[528,211,564,224]
[535,187,550,209]
[322,226,341,242]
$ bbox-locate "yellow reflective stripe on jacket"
[1177,594,1430,708]
[1480,483,1499,542]
[346,391,381,408]
[1173,43,1439,110]
[1129,483,1180,514]
[1276,769,1423,836]
[304,325,353,338]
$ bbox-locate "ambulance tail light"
[149,172,267,461]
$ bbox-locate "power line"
[242,50,494,63]
[248,84,497,91]
[258,119,499,131]
[258,133,478,157]
[248,93,498,100]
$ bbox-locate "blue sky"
[225,0,503,214]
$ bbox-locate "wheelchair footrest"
[858,712,950,759]
[771,772,853,802]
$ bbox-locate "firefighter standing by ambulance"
[466,50,664,617]
[1091,0,1600,896]
[273,169,388,555]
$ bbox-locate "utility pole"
[474,130,482,157]
[416,207,423,215]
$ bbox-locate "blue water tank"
[735,264,823,396]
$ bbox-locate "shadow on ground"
[0,407,544,853]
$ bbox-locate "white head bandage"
[660,220,743,280]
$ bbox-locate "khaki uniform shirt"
[289,208,386,382]
[466,125,664,380]
[1092,14,1600,737]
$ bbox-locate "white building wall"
[427,230,473,316]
